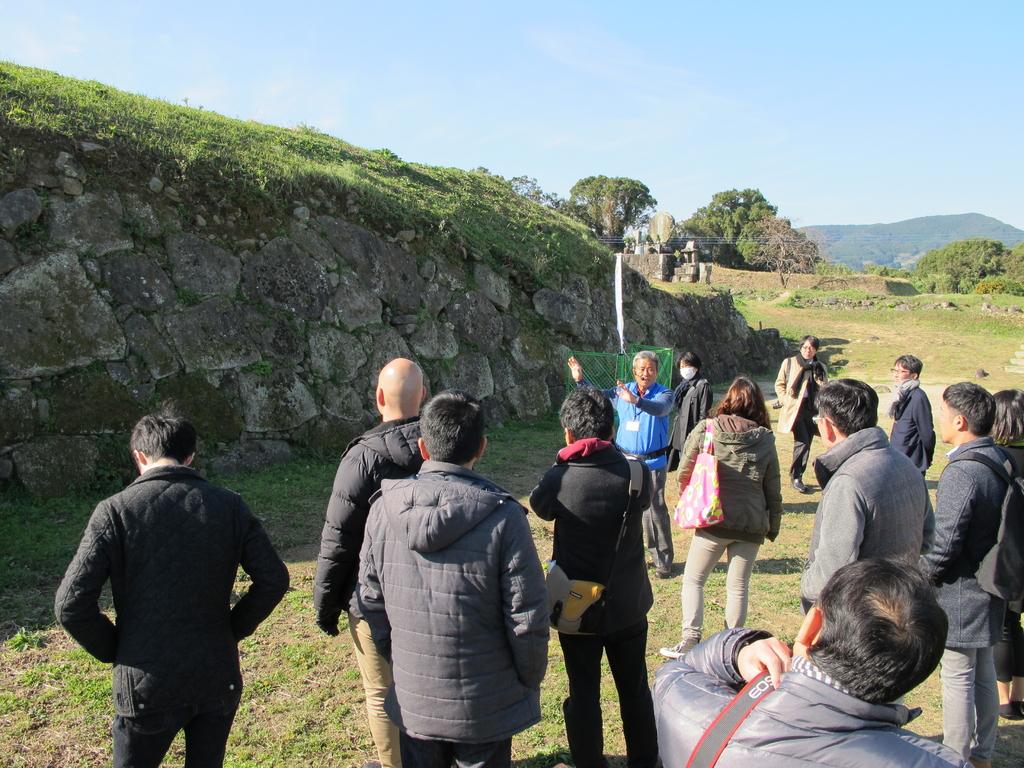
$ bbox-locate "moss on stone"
[156,373,243,443]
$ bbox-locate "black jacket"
[529,442,653,634]
[890,387,936,473]
[668,376,712,472]
[313,416,422,624]
[54,465,289,716]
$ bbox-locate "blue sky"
[2,1,1021,228]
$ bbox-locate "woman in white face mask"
[667,352,713,473]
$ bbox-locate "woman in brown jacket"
[660,377,783,658]
[774,335,828,493]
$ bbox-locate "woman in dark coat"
[993,388,1024,720]
[667,352,712,472]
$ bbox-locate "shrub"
[973,276,1024,296]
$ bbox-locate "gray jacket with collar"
[801,427,934,604]
[357,460,549,742]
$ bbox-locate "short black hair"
[130,406,197,462]
[810,558,948,704]
[942,382,995,436]
[420,390,485,465]
[893,354,923,376]
[560,388,614,441]
[680,351,702,369]
[991,389,1024,445]
[816,379,878,436]
[800,335,820,350]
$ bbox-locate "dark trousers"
[995,608,1024,682]
[112,694,239,768]
[642,468,673,569]
[558,619,658,768]
[399,733,512,768]
[789,405,817,481]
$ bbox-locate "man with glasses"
[889,354,936,476]
[799,379,933,611]
[568,351,675,578]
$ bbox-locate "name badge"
[625,420,641,432]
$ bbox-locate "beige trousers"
[680,530,760,642]
[349,611,401,768]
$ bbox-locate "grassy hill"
[802,213,1024,270]
[0,61,608,285]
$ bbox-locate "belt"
[623,446,670,461]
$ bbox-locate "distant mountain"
[800,214,1024,270]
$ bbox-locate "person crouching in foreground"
[55,408,289,768]
[358,390,549,768]
[653,558,968,767]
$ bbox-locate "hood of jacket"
[709,415,775,453]
[380,461,517,553]
[814,426,890,488]
[355,416,422,473]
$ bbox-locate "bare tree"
[751,216,820,286]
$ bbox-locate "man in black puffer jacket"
[530,387,657,768]
[55,408,289,768]
[313,358,426,768]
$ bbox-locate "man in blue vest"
[568,350,675,577]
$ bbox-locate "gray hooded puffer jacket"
[653,629,968,767]
[358,461,549,742]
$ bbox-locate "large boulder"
[165,233,241,297]
[0,252,126,378]
[473,263,511,310]
[48,191,133,255]
[316,217,424,314]
[440,352,495,399]
[103,253,176,311]
[445,291,503,344]
[357,326,414,389]
[123,314,181,379]
[307,326,367,382]
[409,319,459,360]
[163,297,260,371]
[507,376,552,420]
[122,193,163,240]
[13,435,99,497]
[328,271,383,331]
[238,370,319,432]
[208,439,293,475]
[533,287,586,334]
[0,240,19,275]
[43,369,144,434]
[318,381,368,422]
[156,373,243,443]
[243,237,331,319]
[0,386,35,446]
[244,309,305,366]
[0,188,43,238]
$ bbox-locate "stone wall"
[0,143,785,496]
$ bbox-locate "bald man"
[314,358,427,768]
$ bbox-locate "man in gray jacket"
[921,383,1006,768]
[800,379,933,608]
[653,559,968,767]
[358,390,548,767]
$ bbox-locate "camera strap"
[685,670,777,768]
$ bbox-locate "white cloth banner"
[615,253,625,354]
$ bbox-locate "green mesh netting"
[564,344,674,396]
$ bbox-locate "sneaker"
[655,566,672,579]
[792,478,811,494]
[999,702,1024,721]
[660,637,699,659]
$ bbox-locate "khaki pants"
[680,530,760,642]
[349,611,401,768]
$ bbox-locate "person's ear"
[132,449,148,473]
[420,385,427,405]
[183,453,195,467]
[794,605,824,658]
[954,412,968,433]
[376,386,386,414]
[417,437,431,461]
[475,435,488,461]
[564,428,575,446]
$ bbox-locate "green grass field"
[3,301,1024,766]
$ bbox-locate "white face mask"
[680,367,697,381]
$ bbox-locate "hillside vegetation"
[0,61,609,285]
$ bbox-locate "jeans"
[680,530,760,642]
[558,619,658,768]
[399,734,512,768]
[349,611,401,768]
[642,468,673,569]
[789,406,817,481]
[112,693,240,768]
[939,645,999,762]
